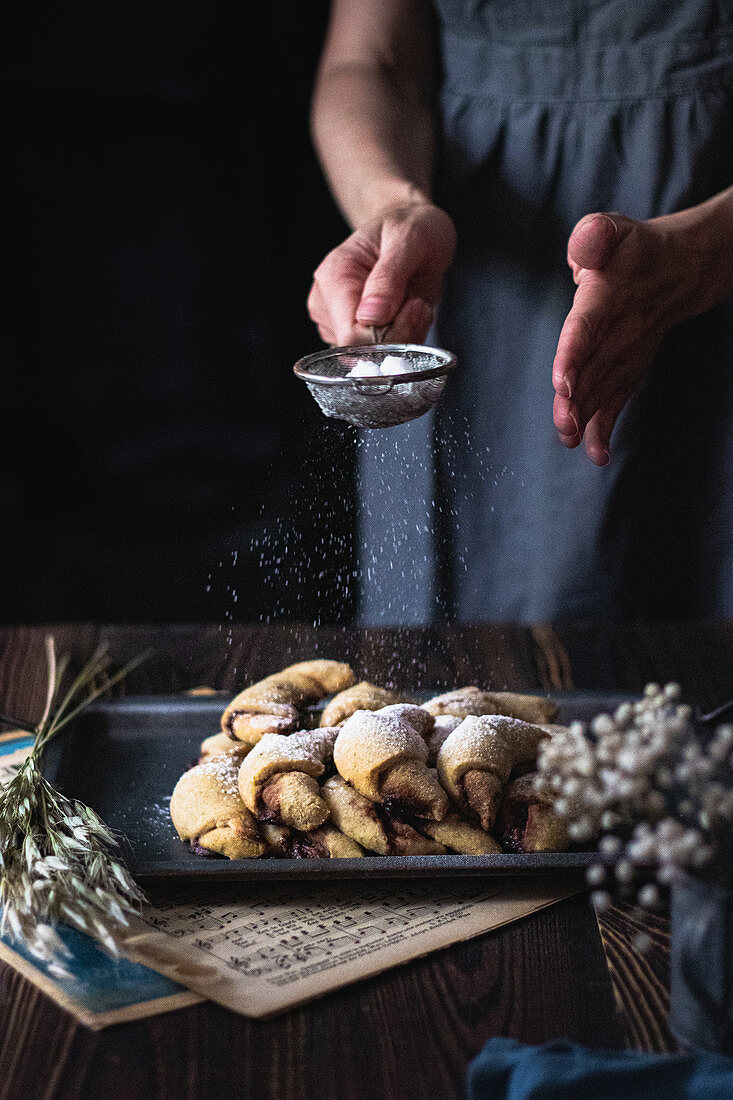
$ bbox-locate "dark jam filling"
[257,802,280,824]
[382,793,423,818]
[224,711,243,739]
[287,833,328,859]
[499,801,530,853]
[190,838,219,857]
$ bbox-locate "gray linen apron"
[358,0,733,624]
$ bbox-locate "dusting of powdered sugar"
[334,709,429,772]
[191,754,242,797]
[377,703,434,738]
[426,715,462,763]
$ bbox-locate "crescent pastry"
[426,715,462,765]
[310,824,365,858]
[221,660,355,746]
[237,727,339,830]
[260,819,365,859]
[320,681,412,727]
[377,703,434,739]
[259,821,292,857]
[321,776,446,856]
[436,715,548,831]
[497,774,570,853]
[333,709,448,820]
[199,731,251,763]
[420,814,502,855]
[170,756,266,859]
[424,687,558,724]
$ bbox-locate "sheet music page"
[122,876,581,1018]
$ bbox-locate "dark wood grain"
[597,903,673,1053]
[3,622,733,1099]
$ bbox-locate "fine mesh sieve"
[293,343,457,429]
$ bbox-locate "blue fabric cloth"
[467,1038,733,1100]
[357,0,733,624]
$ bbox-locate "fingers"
[552,278,610,400]
[308,228,424,344]
[567,214,618,272]
[356,232,420,327]
[583,391,630,465]
[308,254,373,346]
[308,203,455,347]
[309,276,432,347]
[567,212,634,273]
[554,344,631,443]
[553,391,582,447]
[386,297,434,343]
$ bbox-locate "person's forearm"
[657,185,733,318]
[311,4,438,227]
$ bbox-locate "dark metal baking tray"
[41,692,628,882]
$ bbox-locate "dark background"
[2,0,357,624]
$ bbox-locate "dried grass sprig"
[0,637,151,975]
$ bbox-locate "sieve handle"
[370,324,391,345]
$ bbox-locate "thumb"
[567,212,634,272]
[356,237,417,327]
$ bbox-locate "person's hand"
[552,211,703,465]
[307,201,456,346]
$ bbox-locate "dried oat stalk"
[0,637,149,975]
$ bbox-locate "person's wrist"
[656,199,733,322]
[354,181,434,228]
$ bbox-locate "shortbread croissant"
[437,715,548,831]
[424,687,558,724]
[221,660,355,746]
[170,756,266,859]
[333,708,448,820]
[199,731,251,763]
[497,774,569,853]
[320,681,412,727]
[310,824,365,858]
[378,703,434,739]
[237,727,339,831]
[419,814,502,855]
[321,776,446,856]
[258,819,365,859]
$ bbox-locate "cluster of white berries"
[535,683,733,913]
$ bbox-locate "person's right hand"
[307,201,456,345]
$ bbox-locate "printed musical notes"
[121,877,580,1018]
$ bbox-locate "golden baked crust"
[420,813,502,855]
[237,727,338,829]
[320,681,412,727]
[221,660,355,746]
[199,731,251,763]
[424,687,558,724]
[170,756,265,859]
[497,773,569,852]
[260,772,330,831]
[333,708,447,820]
[321,775,446,855]
[177,669,572,861]
[310,823,365,858]
[437,715,548,830]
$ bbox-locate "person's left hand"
[552,211,700,465]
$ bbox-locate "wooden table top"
[2,620,732,1099]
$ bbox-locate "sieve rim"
[293,343,457,386]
